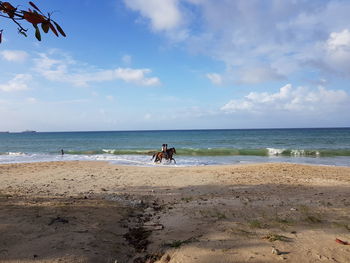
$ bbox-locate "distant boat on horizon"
[21,130,37,133]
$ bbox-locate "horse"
[151,147,176,164]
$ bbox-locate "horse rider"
[162,144,168,159]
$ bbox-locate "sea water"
[0,128,350,167]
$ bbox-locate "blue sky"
[1,0,350,131]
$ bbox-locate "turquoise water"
[1,128,350,166]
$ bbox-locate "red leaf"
[41,21,49,33]
[23,11,46,24]
[2,2,16,11]
[29,1,41,13]
[2,2,16,18]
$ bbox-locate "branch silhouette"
[0,1,65,43]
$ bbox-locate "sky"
[0,0,350,131]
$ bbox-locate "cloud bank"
[0,74,32,92]
[124,0,350,83]
[221,84,349,115]
[34,51,161,87]
[1,50,28,62]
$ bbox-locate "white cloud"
[125,0,350,81]
[113,68,160,86]
[123,0,189,41]
[1,50,28,62]
[327,29,350,50]
[34,52,161,87]
[34,53,72,82]
[206,73,222,85]
[124,0,182,31]
[323,29,350,76]
[221,84,349,114]
[0,74,32,92]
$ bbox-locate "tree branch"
[0,1,65,42]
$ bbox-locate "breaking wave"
[0,152,26,156]
[63,148,350,157]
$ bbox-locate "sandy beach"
[0,161,349,263]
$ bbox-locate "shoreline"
[1,155,350,168]
[1,158,350,167]
[1,161,349,262]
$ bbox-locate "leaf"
[53,21,66,37]
[49,22,58,37]
[2,2,16,18]
[41,22,49,33]
[34,25,41,41]
[23,11,46,24]
[29,1,42,13]
[2,2,16,11]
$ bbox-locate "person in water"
[61,149,64,156]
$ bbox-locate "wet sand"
[0,161,349,262]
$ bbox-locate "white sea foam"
[267,148,285,156]
[290,149,320,156]
[0,152,349,167]
[290,149,304,156]
[102,149,116,154]
[8,152,26,156]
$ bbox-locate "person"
[61,149,64,156]
[161,144,167,152]
[161,144,168,159]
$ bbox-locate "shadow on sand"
[0,181,349,262]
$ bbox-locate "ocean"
[1,128,350,167]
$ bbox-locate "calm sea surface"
[1,128,350,166]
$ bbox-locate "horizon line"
[3,126,350,133]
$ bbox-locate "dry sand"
[0,161,349,263]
